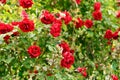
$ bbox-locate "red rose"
[92,11,102,20]
[0,23,13,34]
[81,71,87,78]
[111,74,118,80]
[19,18,34,32]
[60,53,74,68]
[94,2,101,11]
[50,20,62,37]
[104,30,113,40]
[113,31,119,39]
[62,11,72,25]
[19,0,33,8]
[3,35,10,44]
[27,45,41,58]
[0,0,6,4]
[75,0,81,5]
[59,41,70,53]
[116,10,120,18]
[75,18,84,28]
[84,19,93,28]
[40,10,55,24]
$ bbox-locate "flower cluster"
[59,41,74,68]
[92,2,102,20]
[40,10,72,37]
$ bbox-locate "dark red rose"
[116,10,120,18]
[0,0,6,4]
[111,74,118,80]
[62,11,72,25]
[19,0,33,8]
[81,71,87,78]
[94,2,101,11]
[12,31,20,37]
[40,10,55,24]
[27,45,41,58]
[59,41,70,53]
[60,53,74,68]
[92,11,102,20]
[3,35,10,44]
[75,0,81,5]
[19,18,34,32]
[113,31,119,39]
[50,20,62,37]
[74,18,84,28]
[104,30,113,40]
[84,19,93,28]
[0,23,13,34]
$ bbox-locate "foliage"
[0,0,120,80]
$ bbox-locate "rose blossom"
[104,29,113,40]
[112,31,119,40]
[62,11,72,25]
[27,45,41,58]
[19,0,33,8]
[84,19,93,28]
[59,41,70,53]
[40,10,55,24]
[74,18,84,28]
[92,11,102,20]
[75,0,81,5]
[0,22,13,34]
[18,18,34,32]
[94,2,101,11]
[50,20,62,37]
[60,53,74,68]
[111,74,118,80]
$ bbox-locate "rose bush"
[0,0,120,80]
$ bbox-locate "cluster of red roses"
[40,10,72,37]
[0,0,120,79]
[59,41,74,69]
[0,22,19,44]
[104,29,119,41]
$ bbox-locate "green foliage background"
[0,0,120,80]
